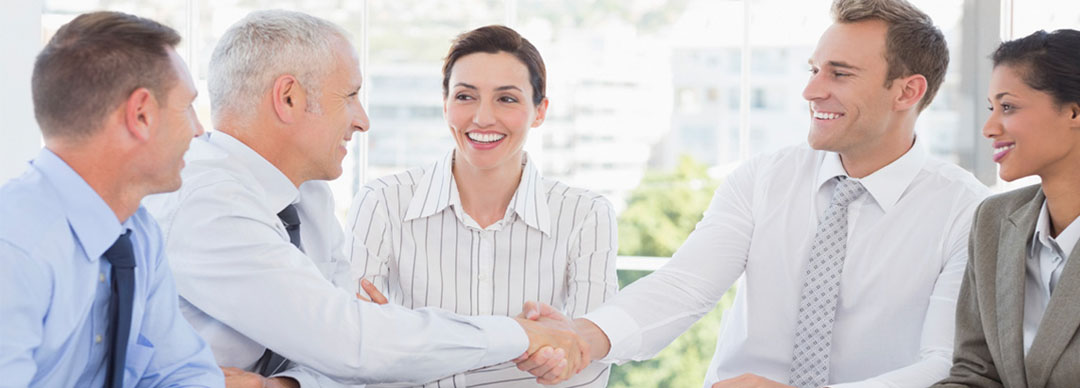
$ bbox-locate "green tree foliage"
[618,155,720,257]
[607,155,735,388]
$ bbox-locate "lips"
[466,132,506,144]
[992,141,1015,163]
[812,110,845,120]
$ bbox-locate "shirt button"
[95,335,103,344]
[99,273,105,283]
[478,273,488,282]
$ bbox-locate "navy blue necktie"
[102,229,136,388]
[254,204,301,376]
[277,204,303,250]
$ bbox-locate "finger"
[576,334,591,374]
[562,346,577,380]
[360,279,389,305]
[513,351,529,363]
[537,359,568,385]
[220,366,243,376]
[356,292,371,302]
[526,347,564,378]
[535,302,563,319]
[516,346,553,371]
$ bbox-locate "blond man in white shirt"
[346,25,616,388]
[145,10,586,388]
[516,0,991,387]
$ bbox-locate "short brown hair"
[442,25,546,105]
[833,0,948,111]
[32,11,181,139]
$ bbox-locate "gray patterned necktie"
[789,176,866,388]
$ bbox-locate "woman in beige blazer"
[934,29,1080,388]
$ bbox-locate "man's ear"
[894,74,928,112]
[123,87,156,142]
[272,74,304,123]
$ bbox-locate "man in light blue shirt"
[0,11,222,388]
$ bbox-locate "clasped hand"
[512,301,591,385]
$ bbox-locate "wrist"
[573,318,611,360]
[513,317,541,354]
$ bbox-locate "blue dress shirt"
[0,148,223,388]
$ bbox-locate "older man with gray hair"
[144,9,585,388]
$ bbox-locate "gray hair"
[208,9,351,124]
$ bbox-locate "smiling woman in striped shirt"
[345,25,617,388]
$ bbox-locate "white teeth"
[994,144,1015,154]
[813,111,844,120]
[466,132,507,143]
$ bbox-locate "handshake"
[357,280,611,385]
[511,301,611,385]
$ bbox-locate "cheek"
[445,107,473,132]
[502,110,533,132]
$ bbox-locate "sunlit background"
[4,1,1079,386]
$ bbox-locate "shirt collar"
[815,137,927,213]
[33,148,125,262]
[207,131,299,212]
[508,152,551,236]
[405,150,551,236]
[1031,199,1080,261]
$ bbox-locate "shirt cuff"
[582,305,641,362]
[467,315,529,368]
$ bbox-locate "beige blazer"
[934,185,1080,388]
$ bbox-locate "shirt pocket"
[123,334,155,385]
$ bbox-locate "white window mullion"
[354,0,371,193]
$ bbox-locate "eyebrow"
[808,59,863,71]
[993,92,1015,100]
[453,83,523,93]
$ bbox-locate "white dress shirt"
[584,140,990,388]
[143,132,528,387]
[347,151,617,388]
[1023,200,1080,355]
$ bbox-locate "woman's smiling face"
[444,51,547,172]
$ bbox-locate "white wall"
[0,0,43,183]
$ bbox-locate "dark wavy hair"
[992,29,1080,108]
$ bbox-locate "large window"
[39,0,1055,213]
[21,1,1080,386]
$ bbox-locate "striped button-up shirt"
[346,151,617,387]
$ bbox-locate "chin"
[325,167,345,181]
[806,136,831,151]
[997,169,1028,183]
[151,178,183,195]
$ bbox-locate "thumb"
[522,301,541,320]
